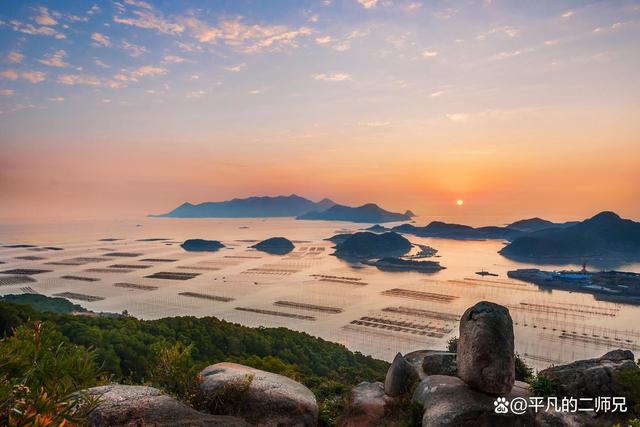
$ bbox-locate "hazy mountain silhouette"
[154,195,335,218]
[392,221,523,240]
[506,217,578,232]
[298,203,411,223]
[500,211,640,259]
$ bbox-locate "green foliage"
[515,353,533,382]
[149,341,202,402]
[529,373,562,397]
[0,301,34,338]
[613,419,640,427]
[0,321,102,426]
[1,294,86,314]
[446,337,458,353]
[237,355,302,382]
[615,368,640,415]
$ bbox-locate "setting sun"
[457,199,464,206]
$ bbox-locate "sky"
[1,0,639,224]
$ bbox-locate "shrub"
[529,374,561,397]
[149,341,202,402]
[446,337,458,353]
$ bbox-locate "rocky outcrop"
[343,381,396,426]
[86,384,247,427]
[251,237,295,255]
[539,349,638,398]
[457,301,515,395]
[180,239,225,252]
[412,375,534,427]
[384,353,419,397]
[196,362,318,426]
[422,352,457,377]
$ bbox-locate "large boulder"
[457,301,515,395]
[343,381,396,426]
[413,375,534,427]
[384,353,419,396]
[85,384,247,427]
[404,349,441,380]
[422,352,457,376]
[539,349,638,398]
[196,362,318,426]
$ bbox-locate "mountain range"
[154,195,335,218]
[500,211,640,259]
[297,203,411,223]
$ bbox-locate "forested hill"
[0,298,388,425]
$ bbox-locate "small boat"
[475,269,499,277]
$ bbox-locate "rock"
[457,301,515,395]
[384,352,419,397]
[404,349,442,380]
[181,239,225,252]
[534,408,595,427]
[251,237,295,255]
[422,352,457,376]
[343,381,396,426]
[85,384,247,427]
[196,362,318,426]
[413,375,534,427]
[539,349,638,398]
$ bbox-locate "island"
[500,211,640,260]
[392,221,523,240]
[180,239,225,252]
[506,217,578,232]
[251,237,295,255]
[153,194,335,218]
[298,203,412,223]
[333,232,412,259]
[369,257,445,273]
[508,268,640,305]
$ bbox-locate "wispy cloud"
[446,113,469,122]
[38,50,68,67]
[186,90,206,98]
[561,10,574,18]
[122,41,148,57]
[94,59,110,68]
[123,0,153,10]
[113,8,185,35]
[162,55,187,64]
[32,7,58,26]
[357,0,379,9]
[1,69,46,83]
[92,32,111,47]
[477,26,519,40]
[312,73,352,82]
[422,50,438,58]
[1,19,66,39]
[1,88,15,96]
[7,50,24,64]
[58,74,101,86]
[48,96,65,102]
[225,63,246,72]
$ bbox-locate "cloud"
[92,32,111,47]
[113,9,185,35]
[315,36,332,45]
[490,47,532,60]
[359,121,390,127]
[422,50,438,58]
[87,4,101,15]
[477,26,519,40]
[225,63,246,72]
[38,50,68,67]
[405,2,422,12]
[48,96,65,101]
[95,59,110,68]
[1,69,46,83]
[33,7,58,26]
[430,90,445,97]
[433,8,458,19]
[184,17,312,53]
[561,10,574,18]
[58,74,101,86]
[312,73,352,81]
[7,50,24,64]
[186,90,206,98]
[123,0,153,10]
[162,55,187,64]
[1,88,15,96]
[2,19,66,39]
[248,89,262,95]
[122,41,148,57]
[357,0,379,9]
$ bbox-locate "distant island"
[251,237,295,255]
[333,232,412,259]
[391,217,576,240]
[500,211,640,260]
[180,239,225,252]
[298,203,411,223]
[369,257,445,273]
[153,194,335,218]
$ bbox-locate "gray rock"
[85,384,247,427]
[457,301,515,395]
[413,375,534,427]
[196,362,318,426]
[534,408,595,427]
[539,349,638,398]
[384,352,419,397]
[422,352,457,376]
[343,381,396,426]
[404,349,442,380]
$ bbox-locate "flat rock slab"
[197,362,318,426]
[413,375,534,427]
[86,384,247,427]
